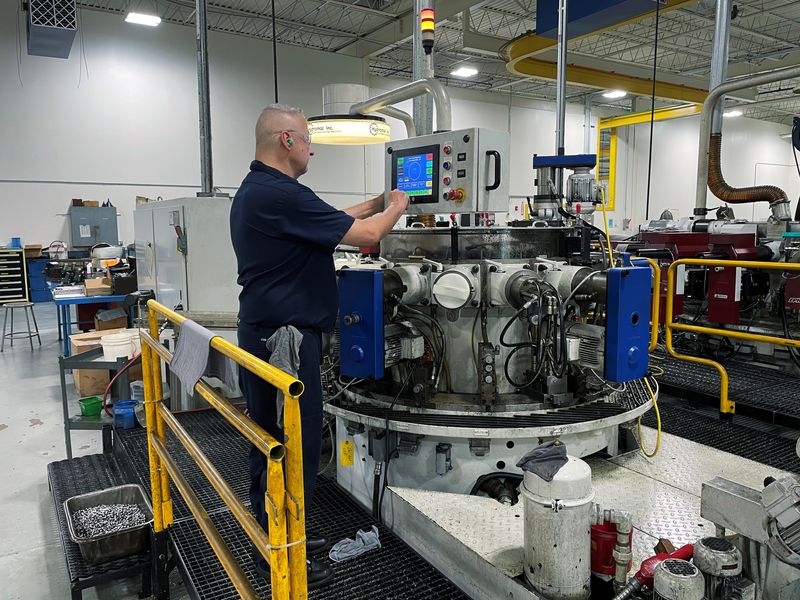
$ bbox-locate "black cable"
[377,367,414,523]
[271,0,278,102]
[644,0,662,221]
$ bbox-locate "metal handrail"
[140,299,308,600]
[633,257,661,353]
[664,258,800,416]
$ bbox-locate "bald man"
[230,104,408,588]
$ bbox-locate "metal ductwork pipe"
[350,78,452,133]
[707,133,789,207]
[375,107,417,138]
[695,64,800,217]
[196,0,214,196]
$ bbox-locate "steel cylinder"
[520,455,594,600]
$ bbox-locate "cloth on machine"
[170,319,237,394]
[264,325,303,429]
[516,441,569,482]
[328,525,381,562]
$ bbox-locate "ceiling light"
[723,110,743,118]
[307,115,391,145]
[450,67,478,78]
[602,90,627,99]
[125,12,161,26]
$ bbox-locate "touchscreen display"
[392,145,439,204]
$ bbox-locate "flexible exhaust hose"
[708,133,788,205]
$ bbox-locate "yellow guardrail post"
[665,261,732,416]
[634,257,661,353]
[141,328,164,532]
[148,307,173,527]
[140,299,307,599]
[284,393,308,600]
[665,258,800,418]
[267,452,291,598]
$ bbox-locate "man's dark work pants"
[237,324,324,536]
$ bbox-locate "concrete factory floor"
[0,302,187,599]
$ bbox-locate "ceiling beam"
[334,0,487,58]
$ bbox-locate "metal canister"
[520,454,594,600]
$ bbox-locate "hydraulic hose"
[708,133,788,206]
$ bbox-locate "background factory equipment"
[3,0,800,599]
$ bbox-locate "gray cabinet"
[68,206,119,248]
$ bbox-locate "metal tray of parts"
[63,484,153,564]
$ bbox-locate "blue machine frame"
[604,265,651,382]
[339,269,385,379]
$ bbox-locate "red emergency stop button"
[448,189,464,201]
[443,145,452,155]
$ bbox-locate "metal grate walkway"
[115,411,469,600]
[656,355,800,424]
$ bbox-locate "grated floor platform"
[115,411,469,600]
[47,454,150,593]
[656,354,800,423]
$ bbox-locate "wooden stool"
[1,302,42,352]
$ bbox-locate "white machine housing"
[134,196,240,312]
[384,127,510,215]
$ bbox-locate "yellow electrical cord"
[598,187,614,265]
[637,377,661,457]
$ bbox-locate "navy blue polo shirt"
[230,160,355,331]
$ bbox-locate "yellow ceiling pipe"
[504,0,708,103]
[511,58,708,103]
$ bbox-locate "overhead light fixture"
[307,115,391,145]
[602,90,627,99]
[723,110,743,118]
[450,66,478,78]
[125,12,161,26]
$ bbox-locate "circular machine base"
[326,379,655,512]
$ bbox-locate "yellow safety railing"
[140,299,308,600]
[631,257,661,353]
[665,258,800,416]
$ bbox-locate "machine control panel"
[386,127,510,214]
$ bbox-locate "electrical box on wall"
[27,0,77,59]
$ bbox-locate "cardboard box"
[82,200,100,207]
[95,308,128,331]
[24,244,43,258]
[84,277,112,297]
[70,328,143,396]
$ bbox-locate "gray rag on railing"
[328,525,381,563]
[170,319,239,396]
[265,326,303,429]
[170,319,214,394]
[516,441,569,482]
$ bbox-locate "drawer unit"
[26,258,51,302]
[0,249,29,304]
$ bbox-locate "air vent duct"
[27,0,77,59]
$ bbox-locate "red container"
[591,520,632,577]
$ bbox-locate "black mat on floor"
[116,410,468,600]
[47,454,150,585]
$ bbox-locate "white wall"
[4,6,796,248]
[608,114,798,231]
[0,7,366,246]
